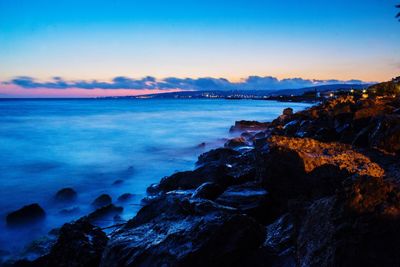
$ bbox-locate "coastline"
[5,78,400,267]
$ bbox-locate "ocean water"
[0,98,310,258]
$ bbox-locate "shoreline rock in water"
[10,78,400,267]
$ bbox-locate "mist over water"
[0,98,310,258]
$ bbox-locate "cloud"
[3,75,368,91]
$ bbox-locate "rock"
[54,187,77,203]
[91,194,112,208]
[216,182,271,223]
[224,137,250,149]
[191,182,224,200]
[147,162,234,194]
[16,219,108,267]
[257,136,385,212]
[283,107,293,116]
[87,204,123,224]
[298,195,400,266]
[101,193,265,267]
[369,114,400,155]
[196,148,240,167]
[6,204,45,227]
[230,120,270,132]
[117,193,134,202]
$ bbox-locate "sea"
[0,98,311,259]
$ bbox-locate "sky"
[0,0,399,97]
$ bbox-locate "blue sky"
[0,0,399,96]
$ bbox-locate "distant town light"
[350,89,354,93]
[362,89,367,93]
[329,93,334,97]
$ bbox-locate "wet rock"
[16,219,108,267]
[224,137,250,149]
[191,182,224,200]
[196,147,240,167]
[87,204,123,224]
[147,162,234,194]
[117,193,134,202]
[6,204,45,227]
[283,107,293,116]
[101,193,264,267]
[91,194,112,208]
[216,182,271,223]
[230,120,269,132]
[54,187,77,203]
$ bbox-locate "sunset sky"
[0,0,399,97]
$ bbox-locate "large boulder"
[6,204,45,227]
[257,136,384,210]
[297,174,400,267]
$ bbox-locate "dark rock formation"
[191,182,224,200]
[54,187,77,203]
[101,194,264,267]
[86,204,123,224]
[14,219,108,267]
[91,194,112,208]
[117,193,134,202]
[6,204,45,227]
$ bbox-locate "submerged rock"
[87,204,123,224]
[117,193,134,202]
[54,187,77,203]
[91,194,112,208]
[6,204,45,227]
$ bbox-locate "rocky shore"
[7,77,400,267]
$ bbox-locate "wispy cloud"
[2,76,367,91]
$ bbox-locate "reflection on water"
[0,98,310,257]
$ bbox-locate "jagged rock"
[196,148,240,167]
[91,194,112,208]
[147,162,234,194]
[54,188,77,203]
[101,194,264,267]
[191,182,224,200]
[216,182,271,223]
[297,180,400,267]
[6,204,45,227]
[257,136,385,211]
